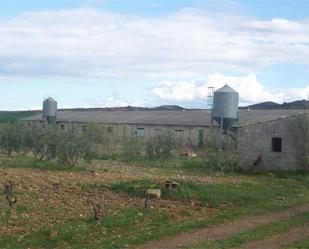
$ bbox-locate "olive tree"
[122,136,144,158]
[201,130,238,172]
[49,127,96,166]
[0,122,98,166]
[0,123,28,156]
[145,130,180,164]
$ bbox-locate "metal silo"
[212,84,239,130]
[43,97,57,123]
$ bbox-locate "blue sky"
[0,0,308,110]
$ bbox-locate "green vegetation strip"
[103,177,309,209]
[285,236,309,249]
[190,211,309,249]
[0,155,88,172]
[77,176,309,248]
[0,111,37,123]
[0,208,170,249]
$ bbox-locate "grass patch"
[0,154,88,172]
[101,208,169,230]
[190,211,309,249]
[110,179,156,198]
[0,111,37,123]
[95,153,119,161]
[0,208,170,249]
[109,176,309,209]
[285,236,309,249]
[79,182,110,191]
[16,205,28,212]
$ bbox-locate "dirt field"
[0,163,239,238]
[0,160,309,248]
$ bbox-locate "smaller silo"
[212,84,239,130]
[43,97,57,123]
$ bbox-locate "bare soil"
[89,160,254,185]
[134,204,309,249]
[0,167,222,236]
[2,165,306,249]
[0,167,139,235]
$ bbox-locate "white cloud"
[84,92,146,108]
[0,8,308,79]
[151,73,309,105]
[288,86,309,100]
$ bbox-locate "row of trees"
[0,123,100,166]
[0,122,183,166]
[0,122,238,170]
[122,129,238,171]
[122,130,181,165]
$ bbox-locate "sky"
[0,0,309,110]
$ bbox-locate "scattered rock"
[165,181,178,191]
[144,189,161,199]
[50,230,58,238]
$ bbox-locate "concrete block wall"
[54,121,210,147]
[237,117,301,170]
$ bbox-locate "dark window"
[137,128,145,137]
[272,137,282,152]
[154,128,162,136]
[198,129,204,147]
[60,124,65,130]
[107,126,113,134]
[81,126,87,133]
[175,129,184,139]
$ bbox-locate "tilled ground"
[0,167,140,235]
[0,166,222,237]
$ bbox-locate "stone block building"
[237,113,308,170]
[23,109,308,170]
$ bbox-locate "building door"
[123,127,127,138]
[198,129,204,147]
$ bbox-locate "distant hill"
[0,100,307,123]
[0,111,39,123]
[241,100,309,110]
[0,105,186,122]
[152,105,185,111]
[60,105,185,112]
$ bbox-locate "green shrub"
[111,179,155,198]
[145,130,180,164]
[0,123,98,166]
[122,136,144,158]
[0,123,26,155]
[200,131,238,172]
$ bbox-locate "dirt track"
[134,204,309,249]
[240,223,309,249]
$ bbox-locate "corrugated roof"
[22,109,308,127]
